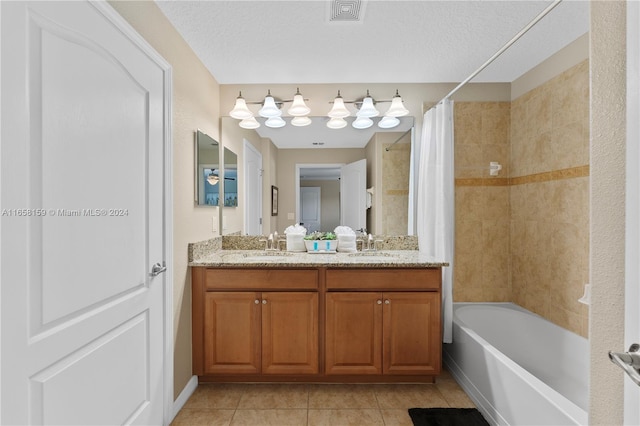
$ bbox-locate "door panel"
[300,187,321,232]
[1,2,168,424]
[244,141,262,235]
[325,292,382,375]
[262,292,318,374]
[383,292,441,375]
[340,159,366,231]
[204,292,261,375]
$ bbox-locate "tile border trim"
[455,165,589,187]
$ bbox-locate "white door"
[340,159,367,231]
[244,141,262,235]
[1,2,170,425]
[300,187,321,232]
[623,1,640,423]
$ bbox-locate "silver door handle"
[609,343,640,386]
[150,262,167,277]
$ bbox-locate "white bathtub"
[443,303,588,426]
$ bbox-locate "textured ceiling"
[156,0,589,85]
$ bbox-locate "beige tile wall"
[510,60,590,337]
[454,102,511,303]
[381,142,411,235]
[453,60,589,338]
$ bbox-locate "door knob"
[609,343,640,386]
[150,262,167,277]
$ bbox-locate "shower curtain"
[417,99,454,343]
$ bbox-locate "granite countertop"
[189,249,448,268]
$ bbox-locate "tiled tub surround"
[453,60,589,338]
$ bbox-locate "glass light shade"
[291,116,312,127]
[357,97,379,118]
[378,116,400,129]
[384,95,409,117]
[265,116,286,128]
[327,96,350,118]
[239,116,260,129]
[259,95,282,117]
[207,174,219,186]
[327,117,347,129]
[352,116,373,129]
[287,94,311,116]
[229,97,253,120]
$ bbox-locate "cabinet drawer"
[326,268,440,290]
[205,268,318,290]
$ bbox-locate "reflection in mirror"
[221,116,414,235]
[223,147,238,207]
[195,130,220,206]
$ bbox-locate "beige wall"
[589,1,626,423]
[108,1,221,399]
[275,148,365,233]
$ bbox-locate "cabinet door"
[383,292,441,375]
[204,292,261,375]
[325,292,383,375]
[261,292,319,374]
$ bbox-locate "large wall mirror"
[194,130,220,206]
[220,116,414,236]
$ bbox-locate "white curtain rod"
[430,0,564,110]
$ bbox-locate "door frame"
[244,140,263,235]
[295,163,342,224]
[76,2,175,423]
[625,0,640,422]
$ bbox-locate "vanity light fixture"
[287,88,311,116]
[356,91,379,118]
[326,117,348,129]
[291,116,312,127]
[352,116,373,129]
[377,115,400,129]
[258,90,282,118]
[229,92,253,120]
[265,116,286,128]
[327,90,351,118]
[383,90,410,117]
[228,88,409,130]
[239,116,260,129]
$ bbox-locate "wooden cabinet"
[193,268,319,377]
[192,265,441,382]
[325,291,440,376]
[325,268,441,377]
[203,291,318,375]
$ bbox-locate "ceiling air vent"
[328,0,365,23]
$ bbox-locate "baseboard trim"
[171,375,198,422]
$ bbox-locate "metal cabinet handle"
[609,343,640,387]
[254,299,260,305]
[384,299,390,305]
[262,299,267,304]
[150,262,167,277]
[376,300,382,305]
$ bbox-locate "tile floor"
[171,369,476,426]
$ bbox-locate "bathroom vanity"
[190,249,446,383]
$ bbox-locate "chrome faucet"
[260,231,283,251]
